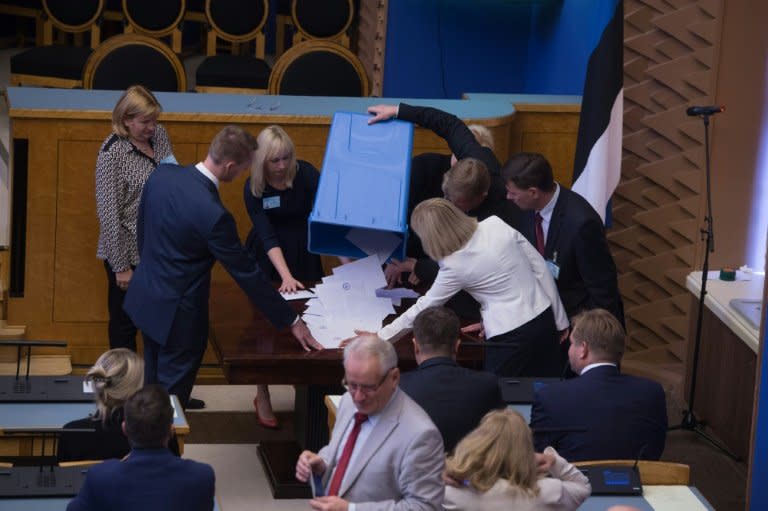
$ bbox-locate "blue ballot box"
[309,112,413,261]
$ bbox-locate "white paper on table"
[82,380,93,393]
[345,228,402,264]
[280,289,315,300]
[642,486,710,511]
[304,298,326,316]
[306,322,355,349]
[331,255,388,290]
[376,287,420,307]
[326,311,384,334]
[302,313,326,327]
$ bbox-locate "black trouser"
[104,261,137,351]
[483,307,562,377]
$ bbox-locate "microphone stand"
[668,112,738,460]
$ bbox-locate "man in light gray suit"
[295,335,444,511]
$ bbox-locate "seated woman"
[243,125,324,428]
[376,196,569,377]
[443,409,590,511]
[58,348,143,462]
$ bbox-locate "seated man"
[400,306,503,452]
[296,335,444,511]
[530,309,667,462]
[67,385,215,511]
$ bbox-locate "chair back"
[83,33,187,91]
[43,0,104,47]
[204,0,268,57]
[291,0,353,47]
[269,40,369,97]
[574,460,691,485]
[58,460,103,468]
[122,0,185,52]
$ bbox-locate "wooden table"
[3,88,517,366]
[208,279,479,498]
[684,271,763,460]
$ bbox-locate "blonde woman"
[95,85,175,352]
[244,125,323,428]
[376,198,569,377]
[443,409,590,511]
[58,349,144,461]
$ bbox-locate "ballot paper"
[345,228,403,264]
[303,256,395,348]
[375,287,421,307]
[280,289,315,301]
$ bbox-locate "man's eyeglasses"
[342,367,394,395]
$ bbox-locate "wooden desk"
[4,88,515,366]
[578,486,713,510]
[684,271,763,460]
[209,279,480,498]
[0,395,190,457]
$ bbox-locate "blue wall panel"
[383,0,617,98]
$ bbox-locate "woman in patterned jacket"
[95,85,175,351]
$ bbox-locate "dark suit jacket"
[58,408,181,462]
[398,103,520,262]
[519,186,624,325]
[58,409,130,462]
[530,365,667,461]
[400,356,504,452]
[124,164,295,347]
[66,448,214,511]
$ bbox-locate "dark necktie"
[535,212,546,256]
[327,412,368,496]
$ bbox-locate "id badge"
[546,260,560,280]
[263,196,281,210]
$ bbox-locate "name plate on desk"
[0,466,88,497]
[0,376,91,402]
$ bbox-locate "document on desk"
[642,486,711,511]
[280,289,315,301]
[302,256,395,348]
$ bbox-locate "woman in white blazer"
[377,198,568,376]
[443,409,590,511]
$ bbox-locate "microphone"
[686,105,724,116]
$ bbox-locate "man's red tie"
[327,412,368,496]
[535,212,546,256]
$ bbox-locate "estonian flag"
[571,0,623,224]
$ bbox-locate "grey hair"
[343,334,398,375]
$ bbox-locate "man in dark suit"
[400,306,504,452]
[368,103,520,321]
[501,152,624,327]
[530,309,667,462]
[67,385,215,511]
[124,126,320,408]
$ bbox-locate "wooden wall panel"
[618,0,724,389]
